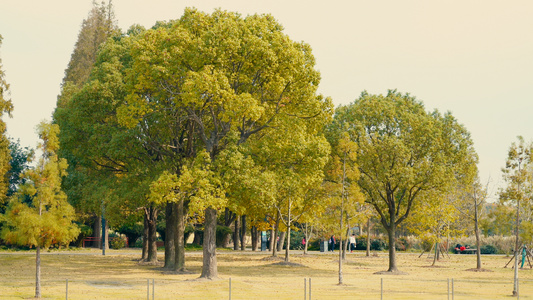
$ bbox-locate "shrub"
[395,238,406,251]
[480,244,497,254]
[371,239,387,251]
[289,230,305,250]
[355,237,367,250]
[110,237,126,249]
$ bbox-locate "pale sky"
[1,1,532,199]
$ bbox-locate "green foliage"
[0,35,14,206]
[480,244,497,254]
[355,237,367,250]
[6,139,32,198]
[334,90,477,270]
[289,229,306,250]
[371,239,387,251]
[117,221,143,247]
[110,237,126,249]
[1,122,79,249]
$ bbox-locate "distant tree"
[336,90,478,273]
[6,138,32,198]
[60,0,119,93]
[0,34,14,206]
[55,0,120,252]
[499,136,532,297]
[462,179,491,271]
[324,130,364,283]
[1,122,79,299]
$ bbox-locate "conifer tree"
[60,1,119,94]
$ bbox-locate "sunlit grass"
[1,248,532,299]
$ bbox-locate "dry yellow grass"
[1,248,532,299]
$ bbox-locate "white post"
[381,278,383,300]
[304,278,306,300]
[309,278,312,300]
[66,279,68,300]
[229,277,232,300]
[152,278,155,300]
[452,278,454,300]
[447,278,449,300]
[147,279,149,300]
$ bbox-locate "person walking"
[329,235,336,252]
[349,234,356,252]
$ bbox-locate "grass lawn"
[1,248,532,299]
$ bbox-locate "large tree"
[117,8,331,279]
[1,122,79,299]
[335,90,477,273]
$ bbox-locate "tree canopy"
[334,90,478,273]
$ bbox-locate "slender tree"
[1,122,79,299]
[500,136,532,297]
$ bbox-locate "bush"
[289,230,305,250]
[371,239,387,251]
[395,238,406,251]
[355,237,367,250]
[307,239,322,251]
[480,244,497,254]
[117,222,143,248]
[110,237,126,249]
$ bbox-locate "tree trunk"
[147,206,158,263]
[233,216,240,250]
[240,215,246,251]
[224,207,236,226]
[142,212,149,260]
[278,231,286,251]
[342,227,349,260]
[35,245,41,299]
[251,226,258,251]
[200,207,218,279]
[386,224,398,272]
[175,200,186,272]
[164,202,176,269]
[432,242,438,266]
[474,202,482,270]
[284,226,291,262]
[271,213,280,257]
[366,218,371,257]
[513,198,520,296]
[269,228,275,251]
[303,223,310,255]
[94,215,102,249]
[103,219,109,251]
